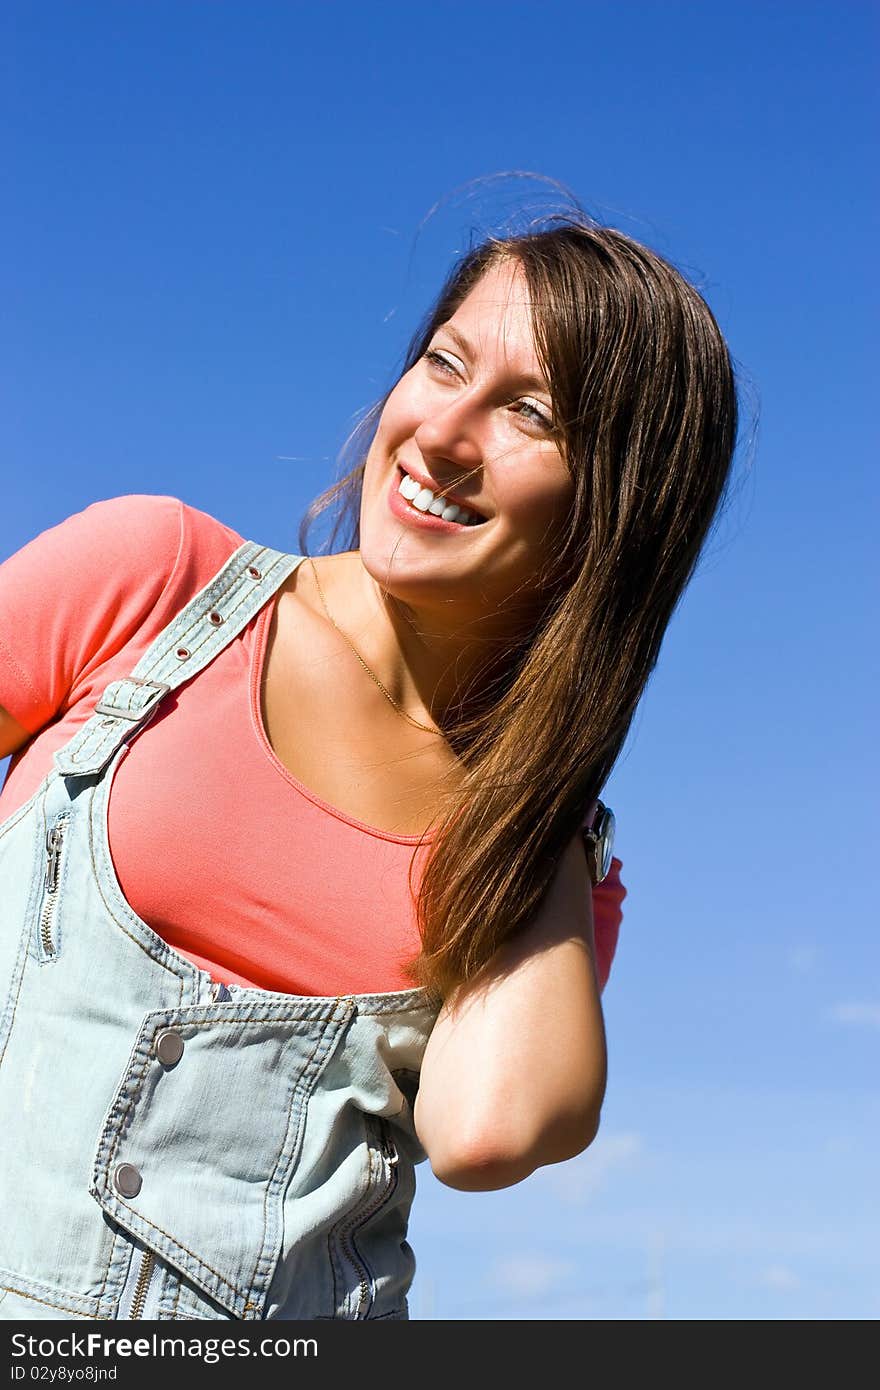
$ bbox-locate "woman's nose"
[413,391,484,472]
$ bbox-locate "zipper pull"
[45,825,64,892]
[380,1125,399,1166]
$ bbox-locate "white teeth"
[397,469,482,526]
[399,474,420,501]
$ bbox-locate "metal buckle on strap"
[95,679,171,721]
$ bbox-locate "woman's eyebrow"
[436,321,551,395]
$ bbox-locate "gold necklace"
[308,556,440,736]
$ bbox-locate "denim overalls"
[0,540,441,1321]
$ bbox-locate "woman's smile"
[388,463,489,532]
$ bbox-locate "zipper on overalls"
[39,812,71,956]
[339,1117,400,1318]
[119,1245,157,1319]
[128,1251,156,1319]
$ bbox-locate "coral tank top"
[0,495,625,995]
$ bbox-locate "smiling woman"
[301,222,738,1002]
[0,208,737,1321]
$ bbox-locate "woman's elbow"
[422,1105,603,1193]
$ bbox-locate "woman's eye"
[513,400,555,433]
[423,349,459,377]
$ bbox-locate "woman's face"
[359,257,574,623]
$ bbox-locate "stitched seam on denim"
[346,1140,382,1318]
[64,545,287,767]
[125,1009,347,1033]
[96,1224,135,1310]
[95,1034,247,1309]
[87,773,196,989]
[134,543,271,671]
[132,542,268,679]
[85,745,351,1006]
[0,1274,101,1318]
[346,991,437,1016]
[0,767,59,842]
[131,544,286,687]
[86,796,187,1309]
[336,1117,399,1318]
[327,1118,384,1318]
[104,1214,245,1310]
[0,1261,105,1314]
[0,1285,102,1319]
[79,727,430,1016]
[42,790,135,1315]
[247,1000,348,1299]
[97,1003,348,1311]
[102,1070,332,1313]
[0,797,48,1070]
[137,552,282,682]
[72,545,280,763]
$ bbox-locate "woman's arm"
[413,829,607,1192]
[0,704,32,759]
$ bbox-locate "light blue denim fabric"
[0,542,440,1321]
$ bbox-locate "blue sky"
[2,1,877,1320]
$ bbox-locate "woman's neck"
[303,549,526,730]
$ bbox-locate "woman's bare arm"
[0,704,32,759]
[414,829,607,1192]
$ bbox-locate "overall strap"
[55,542,307,778]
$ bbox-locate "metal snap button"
[114,1163,143,1199]
[247,566,262,580]
[208,610,223,626]
[176,647,190,660]
[154,1029,184,1066]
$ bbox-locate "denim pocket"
[90,997,355,1319]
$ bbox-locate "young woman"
[0,217,737,1321]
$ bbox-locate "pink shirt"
[0,494,626,995]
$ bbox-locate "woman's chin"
[357,538,458,597]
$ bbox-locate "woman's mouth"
[390,466,488,531]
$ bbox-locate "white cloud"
[826,1002,880,1029]
[534,1130,643,1205]
[758,1265,801,1291]
[488,1254,576,1300]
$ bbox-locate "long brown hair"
[299,216,740,1002]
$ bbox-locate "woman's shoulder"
[0,494,246,735]
[2,492,244,574]
[59,491,244,562]
[67,491,248,644]
[3,491,246,637]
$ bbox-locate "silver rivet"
[247,566,262,580]
[176,647,190,660]
[114,1163,142,1199]
[208,610,223,626]
[154,1029,184,1066]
